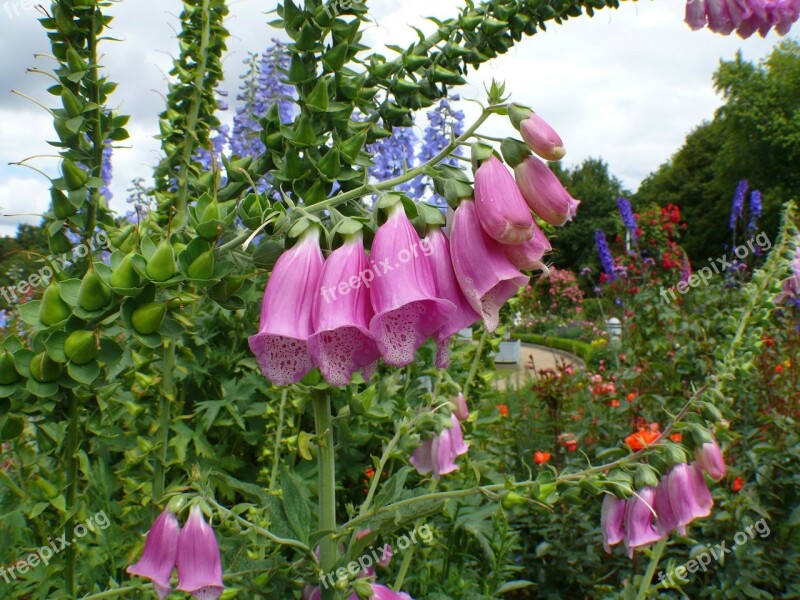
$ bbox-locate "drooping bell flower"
[368,204,455,367]
[423,226,481,368]
[411,413,469,480]
[474,155,534,244]
[452,392,469,421]
[513,156,579,226]
[654,473,680,537]
[127,508,180,599]
[623,487,662,557]
[365,584,413,600]
[685,0,800,37]
[518,113,566,161]
[176,505,225,600]
[309,233,381,386]
[450,200,529,332]
[501,220,551,271]
[695,437,727,481]
[667,463,713,534]
[248,228,324,385]
[600,494,626,553]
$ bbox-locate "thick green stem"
[152,341,176,505]
[465,327,489,394]
[312,390,337,600]
[636,537,667,600]
[269,389,289,492]
[85,7,101,238]
[65,392,80,599]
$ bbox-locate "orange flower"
[496,404,509,417]
[609,399,620,408]
[365,467,375,479]
[626,392,637,402]
[624,429,660,451]
[761,335,775,347]
[669,433,683,442]
[732,476,743,492]
[533,451,551,464]
[775,364,783,374]
[564,440,578,452]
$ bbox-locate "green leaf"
[280,471,311,544]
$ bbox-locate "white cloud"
[0,177,50,237]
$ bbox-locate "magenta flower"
[514,156,579,226]
[695,437,727,481]
[450,200,529,332]
[366,584,413,600]
[249,228,324,385]
[501,220,551,271]
[176,506,225,600]
[127,508,180,599]
[309,234,381,386]
[685,0,800,38]
[654,473,680,537]
[519,113,566,161]
[411,413,469,480]
[600,494,626,553]
[368,204,455,366]
[452,392,469,421]
[667,463,713,534]
[623,487,662,557]
[423,226,481,368]
[474,155,535,244]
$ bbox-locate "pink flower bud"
[514,156,579,226]
[519,113,566,161]
[695,438,727,481]
[474,156,534,244]
[501,220,551,270]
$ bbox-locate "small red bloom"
[609,399,620,408]
[496,404,509,417]
[365,467,375,479]
[732,476,743,492]
[669,433,682,442]
[533,451,551,465]
[626,392,637,403]
[775,364,783,374]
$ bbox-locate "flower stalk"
[312,389,337,600]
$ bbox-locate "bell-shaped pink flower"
[667,462,713,534]
[127,508,180,599]
[309,234,381,386]
[411,413,469,480]
[474,156,535,244]
[365,584,413,600]
[450,200,529,332]
[368,204,455,366]
[514,156,580,226]
[423,226,481,368]
[249,228,324,385]
[601,494,626,553]
[519,113,566,161]
[501,220,551,271]
[452,392,469,421]
[654,472,680,537]
[176,505,225,600]
[695,437,727,481]
[623,487,662,557]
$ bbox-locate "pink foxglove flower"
[309,233,380,386]
[519,112,566,161]
[685,0,800,38]
[127,508,180,600]
[176,506,225,600]
[601,494,626,553]
[667,463,713,534]
[411,413,469,480]
[451,200,529,332]
[452,393,469,421]
[514,156,579,226]
[474,156,535,244]
[501,220,551,271]
[623,487,662,557]
[248,228,324,385]
[654,472,680,537]
[423,226,481,368]
[368,204,454,366]
[695,437,727,481]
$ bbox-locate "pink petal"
[474,156,534,244]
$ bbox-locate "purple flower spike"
[368,204,455,366]
[451,200,529,332]
[667,463,713,534]
[176,506,225,600]
[309,234,381,386]
[127,508,180,600]
[623,487,662,557]
[423,226,481,368]
[474,156,535,244]
[249,228,324,385]
[601,494,626,554]
[411,413,469,480]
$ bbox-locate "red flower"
[624,429,659,451]
[533,451,551,465]
[775,364,783,374]
[365,467,375,479]
[564,441,578,452]
[732,476,743,492]
[761,335,775,347]
[626,392,637,403]
[609,399,620,408]
[669,433,682,442]
[496,404,509,417]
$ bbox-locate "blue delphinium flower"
[368,126,417,193]
[595,230,616,282]
[729,179,748,230]
[617,196,637,241]
[0,309,7,330]
[100,141,113,201]
[747,189,762,233]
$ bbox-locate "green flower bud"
[52,188,77,220]
[49,230,73,255]
[187,250,215,280]
[64,330,98,365]
[131,302,167,335]
[146,241,178,282]
[109,225,136,252]
[29,352,62,383]
[78,268,112,311]
[61,159,88,191]
[0,350,21,385]
[61,88,84,118]
[39,283,71,326]
[110,253,140,289]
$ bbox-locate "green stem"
[393,540,416,591]
[85,6,101,239]
[636,537,667,600]
[465,327,489,394]
[152,341,175,505]
[312,389,337,600]
[269,389,289,492]
[175,0,212,214]
[65,391,80,599]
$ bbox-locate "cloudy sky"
[0,0,786,236]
